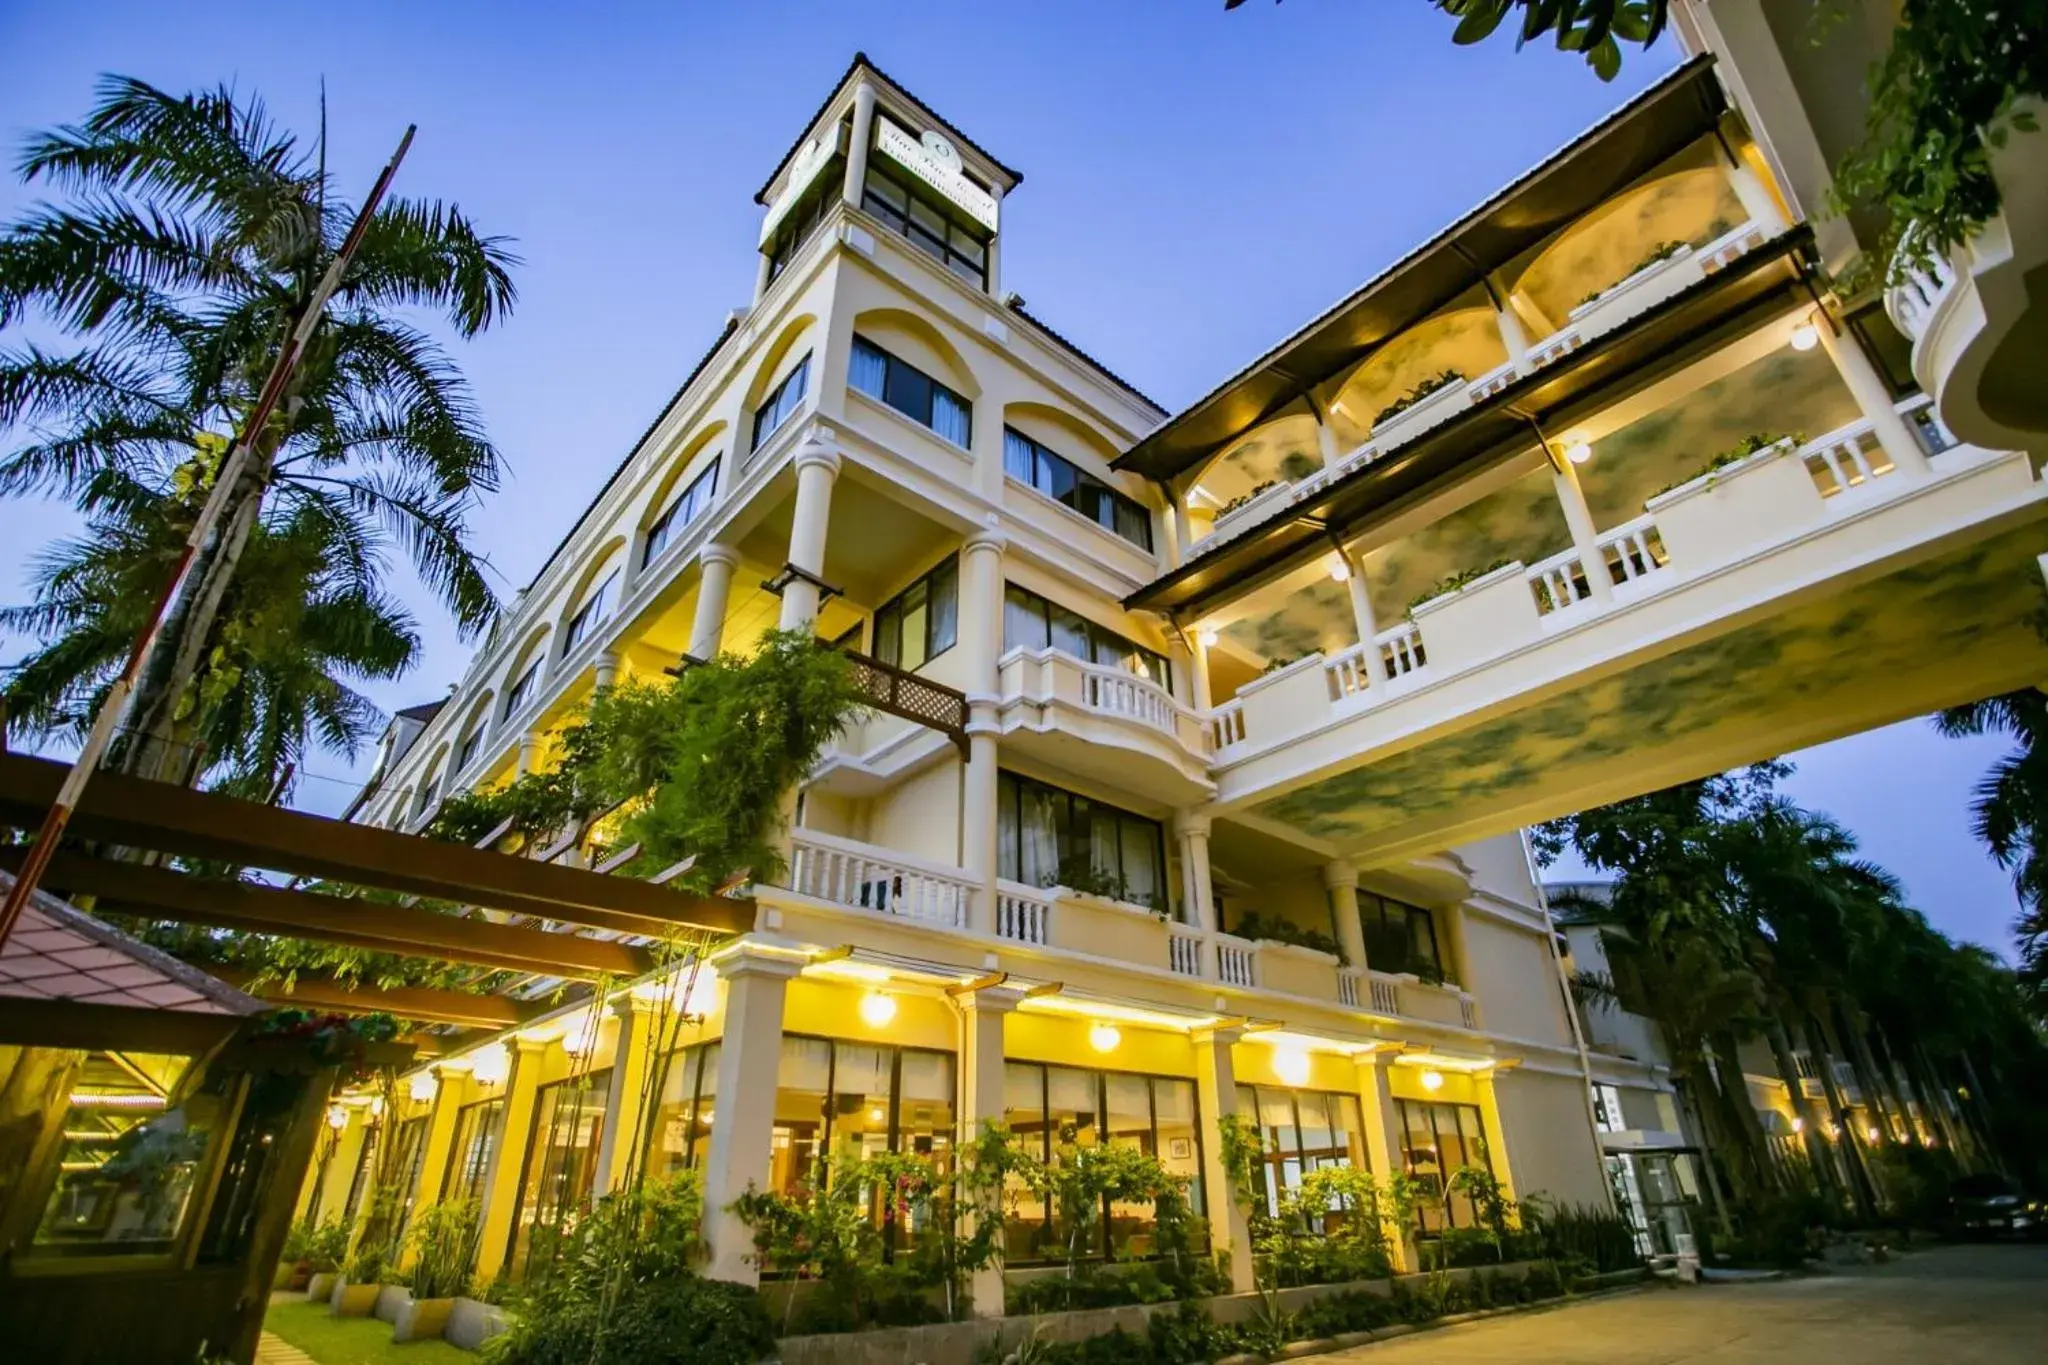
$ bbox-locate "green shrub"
[487,1276,773,1365]
[1407,558,1512,615]
[406,1199,482,1300]
[302,1217,348,1273]
[1521,1199,1642,1273]
[1372,368,1467,427]
[1227,910,1346,962]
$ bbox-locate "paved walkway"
[1322,1243,2048,1363]
[254,1334,318,1365]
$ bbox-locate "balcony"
[1527,220,1771,371]
[993,648,1214,803]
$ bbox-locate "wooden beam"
[0,751,753,935]
[0,848,654,982]
[0,996,245,1052]
[216,970,545,1030]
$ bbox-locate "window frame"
[870,553,960,672]
[995,769,1167,911]
[1001,582,1171,689]
[1003,427,1154,551]
[505,1067,612,1282]
[751,354,812,453]
[502,660,541,722]
[1235,1084,1370,1226]
[643,456,723,568]
[441,1095,506,1208]
[763,156,845,286]
[560,569,620,657]
[860,158,992,289]
[1394,1098,1494,1234]
[849,335,973,448]
[1358,892,1446,984]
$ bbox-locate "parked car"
[1946,1173,2041,1239]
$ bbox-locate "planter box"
[1044,889,1169,967]
[1573,246,1706,341]
[445,1296,512,1351]
[329,1280,381,1317]
[1647,440,1821,573]
[373,1284,412,1325]
[1230,654,1331,753]
[1254,940,1343,1000]
[394,1296,457,1343]
[1409,562,1539,674]
[304,1271,338,1302]
[1370,377,1473,453]
[273,1260,309,1293]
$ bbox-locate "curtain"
[1003,428,1037,483]
[849,338,887,399]
[932,389,971,447]
[1019,783,1061,888]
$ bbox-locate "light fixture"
[1866,1126,1880,1143]
[1564,440,1593,466]
[369,1095,385,1118]
[1791,1116,1805,1134]
[1420,1069,1445,1092]
[1789,321,1820,352]
[1196,627,1218,649]
[562,1011,599,1056]
[869,1106,886,1123]
[1273,1042,1311,1087]
[1328,557,1351,583]
[470,1043,511,1087]
[1089,1022,1122,1053]
[67,1092,167,1110]
[326,1105,348,1131]
[408,1073,439,1105]
[859,991,898,1028]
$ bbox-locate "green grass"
[263,1299,475,1364]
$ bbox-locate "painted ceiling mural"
[1249,527,2048,850]
[1513,148,1746,327]
[1195,413,1322,510]
[1326,308,1511,450]
[1577,344,1861,528]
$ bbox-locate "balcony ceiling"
[1114,54,1731,485]
[1129,226,1820,617]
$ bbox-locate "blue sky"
[0,1,2022,955]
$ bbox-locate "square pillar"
[472,1038,549,1284]
[406,1065,470,1217]
[316,1106,370,1226]
[701,943,804,1284]
[593,995,655,1193]
[1193,1026,1255,1292]
[958,984,1028,1316]
[1354,1052,1416,1271]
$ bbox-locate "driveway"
[1321,1244,2048,1364]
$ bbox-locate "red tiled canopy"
[0,873,259,1016]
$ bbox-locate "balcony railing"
[1215,934,1257,988]
[787,828,974,928]
[843,649,969,756]
[1168,925,1205,977]
[994,881,1053,946]
[1079,662,1179,736]
[1528,219,1767,371]
[1800,418,1897,499]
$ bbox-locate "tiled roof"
[0,874,261,1015]
[396,701,447,723]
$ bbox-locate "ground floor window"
[507,1068,611,1281]
[443,1097,505,1207]
[1236,1085,1368,1225]
[1001,1060,1204,1263]
[1395,1098,1492,1232]
[645,1042,719,1181]
[342,1119,380,1224]
[1606,1151,1695,1258]
[386,1114,429,1240]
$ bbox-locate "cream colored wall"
[1456,833,1538,904]
[1492,1069,1609,1208]
[1460,914,1575,1047]
[865,756,964,866]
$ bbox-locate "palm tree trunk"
[1671,1072,1735,1238]
[1868,1027,1924,1148]
[1709,1032,1781,1197]
[1955,1051,2009,1177]
[1907,1042,1968,1158]
[1832,1004,1903,1151]
[1765,1018,1841,1203]
[1801,1013,1878,1222]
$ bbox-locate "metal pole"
[0,126,417,948]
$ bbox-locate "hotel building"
[311,36,2048,1302]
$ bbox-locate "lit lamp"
[1420,1069,1445,1093]
[562,1011,599,1056]
[470,1043,511,1087]
[1089,1022,1122,1053]
[859,991,898,1028]
[1563,440,1593,466]
[408,1072,439,1105]
[1789,321,1821,352]
[1791,1116,1805,1134]
[1273,1043,1311,1087]
[326,1105,348,1131]
[1328,556,1351,583]
[1196,627,1219,649]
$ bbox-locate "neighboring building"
[331,45,2045,1299]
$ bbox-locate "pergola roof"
[0,875,259,1016]
[1113,55,1732,485]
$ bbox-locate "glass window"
[28,1051,216,1258]
[645,1043,719,1181]
[1002,1061,1206,1264]
[751,354,811,453]
[849,336,974,447]
[561,571,619,656]
[443,1097,505,1206]
[1360,893,1447,984]
[1397,1099,1493,1233]
[507,1069,611,1282]
[871,555,959,671]
[859,159,992,290]
[1003,427,1154,551]
[1237,1085,1369,1228]
[455,729,481,775]
[643,458,723,568]
[999,582,1170,688]
[995,770,1166,911]
[753,1037,954,1226]
[764,157,843,285]
[502,661,539,720]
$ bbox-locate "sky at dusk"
[0,1,2023,956]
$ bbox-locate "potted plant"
[275,1218,315,1292]
[393,1200,481,1343]
[302,1217,348,1301]
[331,1240,386,1316]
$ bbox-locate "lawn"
[263,1299,475,1365]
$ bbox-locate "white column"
[959,530,1006,933]
[1493,295,1531,373]
[779,440,842,631]
[701,944,802,1284]
[984,186,1005,299]
[593,650,621,693]
[753,251,773,305]
[1551,459,1614,603]
[1314,414,1340,468]
[1169,486,1194,565]
[1338,544,1379,651]
[958,983,1027,1315]
[1725,153,1789,234]
[1355,1052,1416,1271]
[516,731,540,777]
[1194,1026,1256,1293]
[1166,633,1196,709]
[689,544,741,661]
[841,80,878,210]
[1174,809,1216,932]
[1324,860,1368,974]
[592,994,651,1193]
[1186,627,1214,712]
[1815,320,1930,475]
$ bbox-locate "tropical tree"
[1936,692,2048,1011]
[1224,1,1669,80]
[0,75,515,786]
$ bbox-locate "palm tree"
[0,76,514,785]
[1936,692,2048,1011]
[3,453,418,800]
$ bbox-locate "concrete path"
[1320,1243,2048,1363]
[254,1334,318,1365]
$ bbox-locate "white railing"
[1598,514,1668,587]
[994,881,1052,946]
[1367,971,1403,1015]
[787,829,974,928]
[1325,642,1375,701]
[1337,968,1362,1008]
[1459,994,1480,1030]
[1379,622,1427,678]
[1698,219,1768,274]
[1216,935,1257,988]
[1080,662,1178,735]
[1208,701,1247,750]
[1169,926,1206,978]
[1527,549,1590,617]
[1527,220,1764,376]
[1883,226,1956,343]
[1191,477,1303,554]
[1527,323,1584,370]
[1798,419,1896,498]
[1468,359,1517,402]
